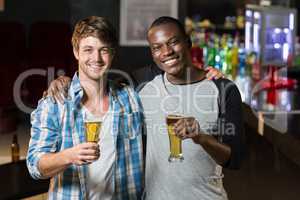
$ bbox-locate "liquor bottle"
[238,43,246,77]
[231,35,240,80]
[190,29,204,68]
[199,30,208,67]
[11,134,20,163]
[202,32,209,66]
[214,35,222,70]
[207,34,216,67]
[220,34,227,73]
[225,36,233,79]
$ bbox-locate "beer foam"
[167,114,184,119]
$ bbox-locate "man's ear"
[73,48,79,60]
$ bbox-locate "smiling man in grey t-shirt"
[139,16,244,200]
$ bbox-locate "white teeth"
[89,64,102,69]
[164,58,177,65]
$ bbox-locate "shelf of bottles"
[186,18,252,104]
[187,5,298,113]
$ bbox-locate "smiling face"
[147,23,193,79]
[74,36,114,81]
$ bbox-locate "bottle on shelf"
[190,29,204,68]
[219,34,227,73]
[11,134,20,163]
[214,35,222,70]
[207,34,217,67]
[238,43,246,77]
[225,35,233,79]
[231,35,240,80]
[185,16,247,80]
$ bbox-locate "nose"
[161,44,174,57]
[94,50,104,63]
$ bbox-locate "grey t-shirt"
[139,74,228,200]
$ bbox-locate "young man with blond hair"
[27,16,144,200]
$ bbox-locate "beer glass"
[84,120,102,143]
[166,114,184,162]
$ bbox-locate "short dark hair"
[148,16,192,48]
[72,16,118,51]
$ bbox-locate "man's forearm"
[193,134,231,166]
[38,150,71,179]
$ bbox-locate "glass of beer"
[166,114,184,162]
[85,120,102,143]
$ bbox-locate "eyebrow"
[168,36,179,41]
[82,45,112,49]
[81,45,93,49]
[151,36,179,45]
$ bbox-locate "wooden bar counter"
[243,103,300,169]
[0,160,49,200]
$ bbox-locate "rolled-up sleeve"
[26,97,60,179]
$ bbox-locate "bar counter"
[243,103,300,169]
[0,160,49,200]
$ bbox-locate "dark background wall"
[0,0,299,73]
[0,0,70,32]
[0,0,187,73]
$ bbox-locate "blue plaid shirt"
[27,73,145,200]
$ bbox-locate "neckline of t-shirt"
[81,96,111,122]
[163,73,209,87]
[82,105,107,122]
[162,73,213,97]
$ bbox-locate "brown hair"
[71,16,118,51]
